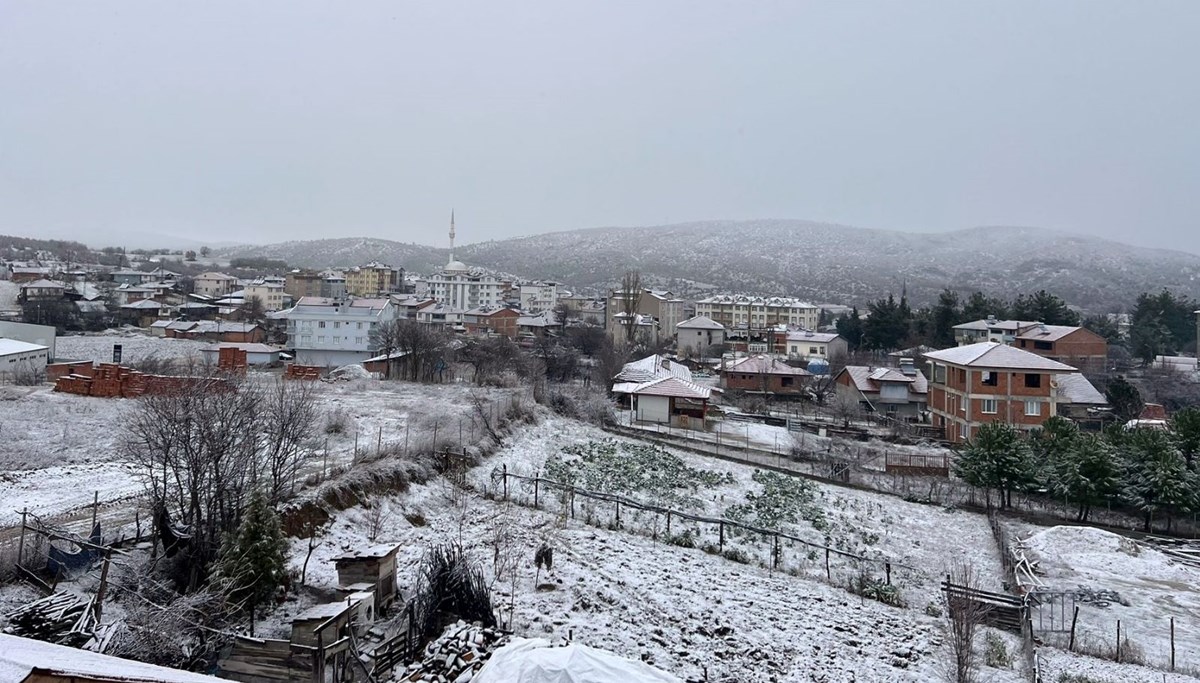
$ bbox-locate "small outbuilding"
[333,543,400,608]
[0,338,50,381]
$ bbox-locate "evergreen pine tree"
[215,488,289,632]
[954,422,1035,509]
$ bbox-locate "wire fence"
[485,465,918,596]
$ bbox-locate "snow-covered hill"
[218,221,1200,310]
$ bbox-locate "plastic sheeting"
[473,639,682,683]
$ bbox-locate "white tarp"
[473,639,681,683]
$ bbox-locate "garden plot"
[474,417,1007,603]
[1020,525,1200,673]
[293,484,961,683]
[54,332,209,366]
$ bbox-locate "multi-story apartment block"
[675,316,726,357]
[953,318,1108,373]
[244,277,289,312]
[694,295,819,332]
[419,261,506,310]
[285,269,346,301]
[193,272,239,298]
[605,289,683,341]
[345,262,402,297]
[925,342,1098,443]
[518,282,559,313]
[287,297,394,367]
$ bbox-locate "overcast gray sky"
[2,1,1198,251]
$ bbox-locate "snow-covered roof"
[923,342,1077,372]
[839,365,928,395]
[474,638,682,683]
[676,315,724,331]
[1054,373,1106,405]
[953,319,1036,332]
[201,343,280,354]
[20,278,65,289]
[612,375,713,400]
[696,294,816,309]
[518,312,560,327]
[724,356,811,377]
[0,632,223,682]
[149,320,172,328]
[613,355,693,384]
[1015,324,1089,343]
[120,299,164,310]
[75,300,108,314]
[333,543,401,561]
[785,330,840,343]
[292,601,352,622]
[0,338,49,356]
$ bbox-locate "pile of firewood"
[400,621,508,682]
[3,592,96,647]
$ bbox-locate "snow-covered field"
[0,385,132,470]
[54,331,209,365]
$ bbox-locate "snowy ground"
[0,385,131,471]
[0,281,18,314]
[54,331,210,365]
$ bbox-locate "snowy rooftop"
[612,355,693,384]
[784,329,840,343]
[1015,324,1088,343]
[612,375,713,400]
[924,342,1077,372]
[332,542,401,561]
[0,633,223,682]
[953,318,1037,332]
[0,338,49,355]
[121,299,163,310]
[20,278,65,289]
[201,343,280,354]
[675,315,724,331]
[1053,373,1106,404]
[696,295,816,308]
[839,365,928,395]
[724,355,811,376]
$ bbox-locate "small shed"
[199,342,281,366]
[333,543,400,608]
[289,601,352,649]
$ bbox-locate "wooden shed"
[333,543,400,608]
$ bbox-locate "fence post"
[1171,617,1176,671]
[885,562,892,586]
[1068,605,1078,652]
[17,508,27,567]
[570,489,575,519]
[772,534,780,570]
[666,510,672,536]
[91,491,99,532]
[502,465,508,501]
[825,547,831,580]
[1115,619,1121,664]
[534,476,540,508]
[719,521,725,551]
[615,500,621,529]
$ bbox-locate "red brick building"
[924,342,1099,443]
[720,355,811,397]
[463,307,520,338]
[1013,324,1108,373]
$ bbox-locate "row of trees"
[956,412,1200,531]
[834,286,1197,360]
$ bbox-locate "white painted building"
[287,297,394,367]
[0,321,56,361]
[695,295,819,331]
[0,338,50,380]
[193,272,239,298]
[675,316,726,356]
[518,282,559,313]
[244,278,290,311]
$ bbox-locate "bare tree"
[943,561,990,683]
[618,271,643,343]
[364,501,388,542]
[259,378,317,502]
[369,319,404,379]
[389,319,451,382]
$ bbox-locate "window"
[301,335,311,345]
[781,377,794,387]
[356,337,364,344]
[1024,373,1042,388]
[933,364,947,384]
[317,336,325,343]
[334,321,340,329]
[318,321,326,328]
[981,399,998,414]
[357,322,364,329]
[1034,341,1052,351]
[809,347,819,354]
[1025,400,1041,416]
[981,371,998,386]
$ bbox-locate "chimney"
[986,314,997,324]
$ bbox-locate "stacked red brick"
[285,363,322,380]
[53,362,234,398]
[218,347,248,373]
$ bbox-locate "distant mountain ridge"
[217,220,1200,311]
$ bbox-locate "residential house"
[1052,373,1111,430]
[924,341,1100,443]
[463,306,520,338]
[954,318,1108,373]
[721,355,812,397]
[390,294,438,321]
[517,311,561,338]
[518,281,559,313]
[345,262,402,297]
[611,355,712,426]
[0,338,50,380]
[193,272,239,298]
[695,295,819,332]
[120,299,169,327]
[8,265,52,283]
[109,269,153,286]
[0,632,223,683]
[287,297,395,367]
[109,285,157,306]
[17,279,66,303]
[834,359,929,420]
[605,289,684,342]
[243,277,289,311]
[286,269,334,301]
[558,296,606,325]
[607,312,658,343]
[415,302,467,330]
[785,330,848,364]
[675,315,726,357]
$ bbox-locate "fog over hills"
[218,220,1200,311]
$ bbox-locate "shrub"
[984,631,1012,668]
[721,547,751,564]
[323,408,350,435]
[847,570,905,607]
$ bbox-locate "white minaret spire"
[448,209,456,264]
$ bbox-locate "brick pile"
[218,347,248,374]
[46,361,95,382]
[285,363,322,380]
[53,362,233,398]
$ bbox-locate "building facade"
[675,316,726,356]
[287,297,394,367]
[193,272,239,298]
[605,289,684,341]
[694,295,819,331]
[345,263,402,297]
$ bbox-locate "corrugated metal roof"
[620,376,712,399]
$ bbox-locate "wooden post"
[377,426,382,456]
[1068,605,1079,652]
[91,491,99,532]
[1115,619,1121,664]
[94,549,111,622]
[1171,617,1176,671]
[772,534,780,570]
[885,562,892,586]
[534,476,540,508]
[502,465,508,501]
[719,521,725,551]
[825,547,831,580]
[17,508,27,567]
[570,489,575,519]
[666,510,672,536]
[615,500,621,529]
[404,423,410,457]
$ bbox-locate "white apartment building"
[244,277,290,312]
[287,297,395,367]
[518,282,559,313]
[695,295,819,331]
[419,261,506,310]
[193,272,239,298]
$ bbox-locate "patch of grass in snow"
[722,470,825,531]
[544,439,734,509]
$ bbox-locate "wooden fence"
[491,465,913,587]
[940,580,1027,633]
